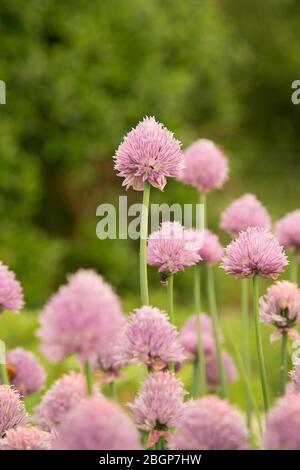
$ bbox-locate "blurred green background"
[0,0,300,417]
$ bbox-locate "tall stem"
[109,381,116,400]
[279,331,288,396]
[290,251,298,284]
[241,278,252,433]
[199,193,207,229]
[0,340,9,385]
[167,273,175,372]
[206,264,227,398]
[140,182,150,305]
[84,360,93,395]
[193,265,206,397]
[253,275,269,412]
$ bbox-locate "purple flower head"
[220,193,271,238]
[206,351,238,389]
[114,116,183,191]
[170,396,249,450]
[179,139,229,193]
[180,313,215,361]
[275,210,300,252]
[290,361,300,393]
[53,395,141,450]
[198,229,224,265]
[1,348,46,396]
[33,372,89,431]
[129,371,186,446]
[259,281,300,341]
[147,221,202,275]
[116,306,185,370]
[0,426,52,450]
[263,394,300,449]
[221,227,288,280]
[37,269,124,363]
[0,261,24,314]
[0,385,28,437]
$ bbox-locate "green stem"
[108,381,116,399]
[193,265,206,397]
[279,331,288,396]
[241,278,252,434]
[253,275,269,412]
[167,273,175,373]
[206,264,227,398]
[290,251,298,284]
[84,360,93,395]
[199,193,207,229]
[0,362,9,385]
[140,181,151,305]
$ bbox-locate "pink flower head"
[263,394,300,449]
[221,227,288,280]
[53,395,141,450]
[220,193,271,238]
[170,396,249,450]
[0,385,28,437]
[179,139,229,193]
[33,372,89,431]
[0,426,52,450]
[180,313,215,361]
[0,261,24,314]
[198,229,224,265]
[129,371,185,446]
[206,351,238,389]
[290,361,300,393]
[114,116,183,191]
[2,348,46,396]
[147,221,202,275]
[37,269,124,363]
[275,210,300,252]
[117,306,185,370]
[259,281,300,341]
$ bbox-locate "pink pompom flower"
[220,193,271,238]
[53,395,141,450]
[221,227,288,280]
[37,269,124,363]
[116,306,185,371]
[33,372,90,431]
[0,385,28,437]
[263,393,300,449]
[179,139,229,193]
[1,348,46,396]
[0,426,52,450]
[147,221,201,277]
[169,396,249,450]
[290,361,300,393]
[275,210,300,253]
[114,116,183,191]
[259,281,300,342]
[0,261,24,314]
[206,351,238,389]
[129,371,186,447]
[180,313,215,361]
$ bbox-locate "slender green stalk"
[193,265,206,397]
[108,381,116,399]
[140,182,150,305]
[167,273,175,373]
[0,362,9,385]
[206,264,227,398]
[84,360,93,395]
[290,251,298,284]
[241,278,252,433]
[199,193,207,228]
[253,275,269,412]
[279,331,288,396]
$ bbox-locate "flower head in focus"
[0,261,24,314]
[220,193,271,238]
[221,227,288,280]
[0,385,28,437]
[179,139,229,193]
[259,281,300,341]
[0,426,52,450]
[114,116,183,191]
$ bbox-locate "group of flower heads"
[1,116,300,450]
